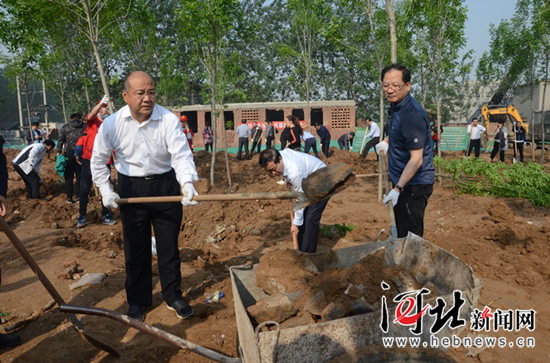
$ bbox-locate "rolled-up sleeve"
[165,115,199,186]
[91,120,114,197]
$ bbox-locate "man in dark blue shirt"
[315,124,331,158]
[375,64,435,238]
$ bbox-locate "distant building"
[170,100,356,148]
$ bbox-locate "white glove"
[375,140,389,155]
[101,95,109,105]
[383,189,400,206]
[181,183,200,206]
[350,146,353,150]
[103,192,120,209]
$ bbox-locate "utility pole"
[42,79,49,130]
[16,76,24,144]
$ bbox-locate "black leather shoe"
[167,300,193,319]
[0,333,21,349]
[127,305,145,322]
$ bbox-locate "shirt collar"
[390,93,412,112]
[121,104,161,124]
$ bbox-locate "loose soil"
[0,145,549,362]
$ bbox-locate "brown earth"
[0,146,549,362]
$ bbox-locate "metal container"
[230,233,483,363]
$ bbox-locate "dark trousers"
[118,170,183,307]
[64,154,81,200]
[266,137,275,149]
[204,143,212,152]
[237,137,249,160]
[432,138,439,154]
[80,158,109,217]
[393,184,433,238]
[490,141,505,162]
[338,139,349,150]
[304,138,319,158]
[298,198,329,253]
[321,137,330,158]
[13,164,40,199]
[513,142,524,162]
[250,140,262,154]
[361,137,379,160]
[466,139,481,157]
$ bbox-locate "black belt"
[120,169,175,181]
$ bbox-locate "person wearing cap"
[92,71,199,322]
[361,118,380,160]
[180,115,194,152]
[337,131,355,150]
[77,96,117,228]
[375,63,434,238]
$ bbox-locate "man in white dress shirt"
[466,118,486,158]
[301,130,320,158]
[91,71,199,322]
[259,148,328,253]
[361,117,381,160]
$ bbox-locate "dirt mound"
[486,200,514,223]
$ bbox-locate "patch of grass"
[320,223,359,239]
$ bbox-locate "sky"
[462,0,518,69]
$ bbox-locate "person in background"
[202,120,214,153]
[265,120,278,149]
[250,121,263,156]
[236,120,251,160]
[361,118,380,160]
[25,122,41,145]
[315,123,331,158]
[280,124,291,151]
[302,129,319,158]
[490,120,507,163]
[12,140,55,201]
[77,96,117,228]
[180,116,194,152]
[466,118,486,158]
[57,113,85,204]
[431,120,443,154]
[338,132,355,150]
[513,122,526,162]
[286,115,303,150]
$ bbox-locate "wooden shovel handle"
[116,191,302,205]
[379,151,399,239]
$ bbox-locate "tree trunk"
[84,82,91,112]
[80,0,113,114]
[541,54,549,165]
[378,85,385,202]
[385,0,397,63]
[220,108,233,193]
[210,83,217,185]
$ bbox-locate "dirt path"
[0,147,549,362]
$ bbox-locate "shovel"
[116,163,355,212]
[0,216,118,357]
[379,151,398,239]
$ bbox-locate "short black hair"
[70,113,81,120]
[381,63,411,83]
[43,140,55,148]
[350,131,355,137]
[366,117,373,122]
[259,148,281,168]
[31,122,39,127]
[472,118,478,122]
